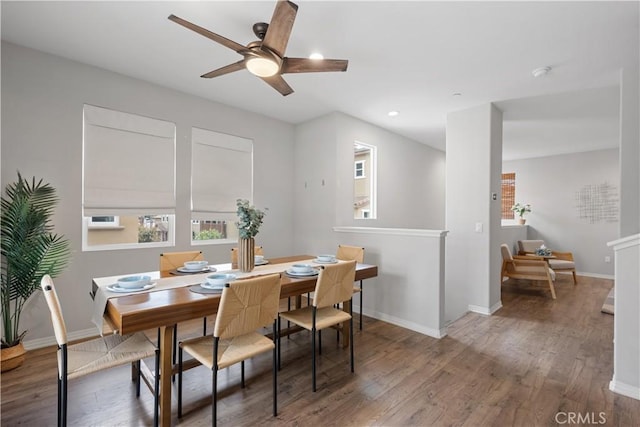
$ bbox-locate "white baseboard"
[576,271,615,280]
[609,379,640,400]
[23,328,101,351]
[358,305,447,339]
[468,301,503,315]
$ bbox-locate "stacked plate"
[286,264,318,277]
[202,273,237,290]
[177,260,211,273]
[314,254,337,264]
[107,275,156,293]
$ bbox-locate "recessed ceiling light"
[452,92,462,97]
[388,111,399,117]
[309,52,324,60]
[532,66,551,78]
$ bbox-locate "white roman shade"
[83,104,176,216]
[191,127,253,220]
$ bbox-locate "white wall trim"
[333,226,448,238]
[607,233,640,251]
[468,301,503,315]
[610,379,640,400]
[365,308,447,339]
[23,328,101,351]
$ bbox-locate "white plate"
[106,283,156,293]
[313,258,338,264]
[286,269,319,277]
[255,260,270,266]
[176,266,216,273]
[200,282,225,291]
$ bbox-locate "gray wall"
[293,112,446,256]
[1,42,297,342]
[445,103,503,321]
[503,148,619,277]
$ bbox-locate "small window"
[84,214,174,250]
[192,220,233,241]
[353,141,377,219]
[88,216,120,228]
[354,160,365,179]
[501,172,516,220]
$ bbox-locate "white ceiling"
[2,1,637,160]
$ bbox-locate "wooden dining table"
[91,255,378,426]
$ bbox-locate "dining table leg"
[159,325,175,427]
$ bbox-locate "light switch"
[475,222,483,233]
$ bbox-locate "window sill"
[87,226,126,230]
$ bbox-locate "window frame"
[82,104,176,251]
[353,141,377,220]
[190,127,253,246]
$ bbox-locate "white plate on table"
[176,266,216,273]
[200,283,225,291]
[106,283,156,293]
[255,260,270,266]
[286,269,319,277]
[313,258,338,264]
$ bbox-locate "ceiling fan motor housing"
[253,22,269,40]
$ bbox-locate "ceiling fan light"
[246,57,279,77]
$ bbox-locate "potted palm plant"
[1,173,71,372]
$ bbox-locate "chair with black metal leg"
[278,260,356,392]
[177,273,281,426]
[41,275,159,427]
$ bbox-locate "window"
[191,127,253,244]
[82,104,176,251]
[88,216,120,228]
[353,141,377,219]
[354,160,365,178]
[501,172,516,220]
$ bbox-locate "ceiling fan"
[168,0,348,96]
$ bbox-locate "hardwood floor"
[2,275,639,426]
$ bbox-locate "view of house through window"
[501,172,516,219]
[86,215,171,247]
[353,141,377,219]
[191,220,236,241]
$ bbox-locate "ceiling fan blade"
[281,58,349,74]
[201,60,246,79]
[168,14,251,56]
[262,0,298,58]
[260,74,294,96]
